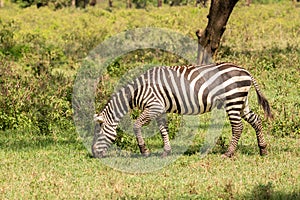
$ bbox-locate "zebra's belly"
[166,95,201,115]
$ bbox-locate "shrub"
[0,19,73,134]
[0,59,73,134]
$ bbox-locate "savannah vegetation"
[0,0,299,199]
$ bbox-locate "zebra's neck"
[101,86,132,126]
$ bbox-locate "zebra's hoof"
[222,151,234,158]
[259,146,268,156]
[161,150,171,158]
[142,150,150,157]
[221,154,229,159]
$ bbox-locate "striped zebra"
[92,62,273,158]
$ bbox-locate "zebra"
[92,62,273,158]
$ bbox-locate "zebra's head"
[92,114,114,158]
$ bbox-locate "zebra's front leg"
[156,114,171,157]
[133,110,151,157]
[223,115,244,158]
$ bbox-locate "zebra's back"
[128,63,252,115]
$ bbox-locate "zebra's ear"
[94,114,104,123]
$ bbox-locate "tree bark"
[90,0,97,6]
[108,0,113,7]
[158,0,162,7]
[83,0,89,8]
[246,0,251,6]
[197,0,239,65]
[127,0,132,8]
[0,0,4,8]
[72,0,76,7]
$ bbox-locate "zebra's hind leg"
[223,111,244,158]
[242,106,267,156]
[156,114,171,157]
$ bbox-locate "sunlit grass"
[0,1,299,199]
[0,130,299,199]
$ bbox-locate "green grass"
[1,1,300,199]
[0,130,299,199]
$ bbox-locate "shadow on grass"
[239,182,300,200]
[238,144,258,156]
[0,129,82,151]
[183,136,262,156]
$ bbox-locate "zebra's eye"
[94,122,104,136]
[98,121,104,126]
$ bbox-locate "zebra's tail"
[251,76,273,120]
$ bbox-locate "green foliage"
[252,0,284,4]
[132,0,147,8]
[11,0,73,9]
[0,60,73,134]
[11,0,35,8]
[0,20,21,57]
[114,128,139,152]
[10,0,188,8]
[0,2,299,141]
[0,2,299,199]
[0,19,73,134]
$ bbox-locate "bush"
[0,19,73,134]
[0,2,299,142]
[0,59,73,134]
[11,0,72,9]
[0,20,22,58]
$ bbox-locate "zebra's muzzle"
[91,144,107,158]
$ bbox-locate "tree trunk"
[108,0,113,7]
[197,0,239,65]
[72,0,76,7]
[90,0,97,6]
[83,0,89,8]
[246,0,251,6]
[127,0,132,8]
[158,0,162,7]
[0,0,4,8]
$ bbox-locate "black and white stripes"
[92,63,272,158]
